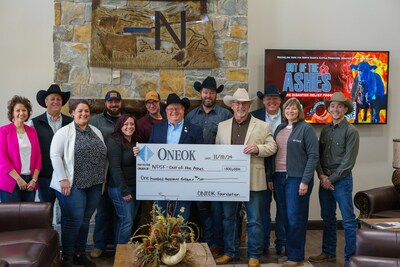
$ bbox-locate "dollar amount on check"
[136,144,250,201]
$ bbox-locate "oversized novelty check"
[136,144,250,201]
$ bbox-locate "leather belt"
[323,168,336,176]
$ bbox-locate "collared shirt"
[231,115,251,145]
[317,119,359,183]
[265,109,282,134]
[46,112,62,133]
[167,120,184,144]
[186,104,232,144]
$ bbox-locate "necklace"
[16,127,26,139]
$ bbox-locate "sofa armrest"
[349,256,400,267]
[354,185,400,218]
[356,229,400,258]
[0,202,53,232]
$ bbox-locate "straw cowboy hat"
[193,76,224,93]
[257,84,287,100]
[324,92,353,114]
[223,88,256,107]
[36,84,71,108]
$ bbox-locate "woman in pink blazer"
[0,95,41,202]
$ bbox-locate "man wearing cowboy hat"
[251,84,287,256]
[215,88,277,267]
[31,84,73,204]
[136,93,204,222]
[186,76,232,257]
[309,92,359,265]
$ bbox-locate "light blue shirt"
[46,111,62,133]
[265,109,282,134]
[167,120,184,144]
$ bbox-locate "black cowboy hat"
[193,76,224,93]
[257,84,287,100]
[165,93,190,110]
[36,84,71,108]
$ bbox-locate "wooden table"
[114,243,217,267]
[359,218,400,231]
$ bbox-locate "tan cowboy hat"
[324,92,353,115]
[223,88,256,107]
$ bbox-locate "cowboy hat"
[36,84,71,108]
[223,88,256,107]
[257,84,287,100]
[165,93,190,110]
[324,92,353,114]
[193,76,224,93]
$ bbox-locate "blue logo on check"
[138,146,154,162]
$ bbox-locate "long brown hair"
[111,114,137,148]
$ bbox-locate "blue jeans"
[260,189,272,249]
[0,175,36,202]
[222,191,264,259]
[93,188,115,250]
[270,178,287,252]
[196,201,224,248]
[261,189,286,251]
[156,200,191,222]
[108,186,140,245]
[274,172,313,262]
[56,184,102,260]
[37,177,56,205]
[319,173,357,262]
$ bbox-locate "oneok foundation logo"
[138,146,154,163]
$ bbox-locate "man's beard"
[202,98,215,108]
[107,108,121,116]
[236,110,247,117]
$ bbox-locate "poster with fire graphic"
[265,49,389,124]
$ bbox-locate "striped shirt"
[275,126,292,171]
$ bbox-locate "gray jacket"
[90,110,117,143]
[270,120,319,184]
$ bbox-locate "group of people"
[0,77,359,267]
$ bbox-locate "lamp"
[392,139,400,191]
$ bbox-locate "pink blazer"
[0,123,42,192]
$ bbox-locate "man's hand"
[244,144,259,155]
[267,181,274,191]
[320,174,334,191]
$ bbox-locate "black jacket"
[31,112,73,178]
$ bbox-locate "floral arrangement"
[129,204,199,267]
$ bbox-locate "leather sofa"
[349,229,400,267]
[354,185,400,218]
[0,202,60,267]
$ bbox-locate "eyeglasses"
[146,101,159,106]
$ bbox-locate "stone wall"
[53,0,248,101]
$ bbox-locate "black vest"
[31,112,73,178]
